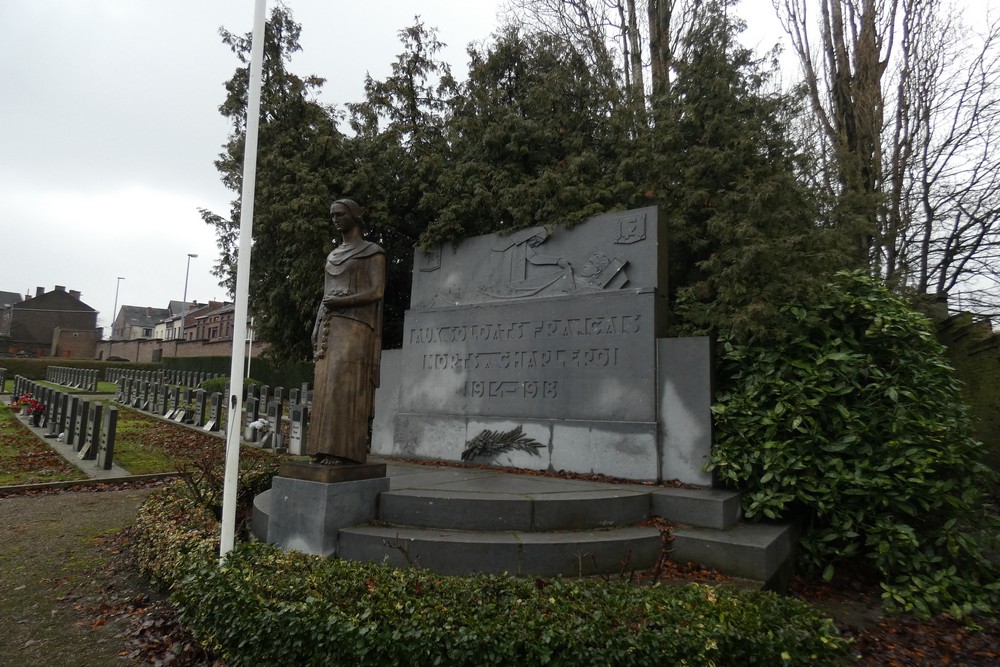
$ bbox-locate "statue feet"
[311,454,358,466]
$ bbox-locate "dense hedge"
[131,482,220,587]
[131,484,849,666]
[710,271,1000,619]
[0,358,160,381]
[164,356,314,391]
[171,544,849,667]
[131,457,278,587]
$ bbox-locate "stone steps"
[338,524,663,577]
[671,523,795,590]
[378,487,652,532]
[252,462,795,586]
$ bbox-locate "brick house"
[183,301,231,341]
[0,286,100,357]
[191,303,236,342]
[0,290,22,313]
[111,305,170,340]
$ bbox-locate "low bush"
[131,453,278,585]
[130,482,220,587]
[197,376,262,396]
[710,271,1000,619]
[132,471,848,666]
[171,542,849,666]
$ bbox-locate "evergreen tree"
[202,7,348,362]
[421,27,636,247]
[344,19,457,347]
[649,0,847,339]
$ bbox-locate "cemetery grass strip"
[0,405,86,486]
[111,405,228,475]
[112,409,179,474]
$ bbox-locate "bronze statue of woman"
[307,199,385,465]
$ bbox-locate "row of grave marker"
[10,375,118,470]
[104,368,220,390]
[116,376,224,431]
[45,366,99,392]
[0,374,312,469]
[104,368,310,412]
[115,376,311,455]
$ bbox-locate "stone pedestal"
[279,460,386,483]
[264,473,389,557]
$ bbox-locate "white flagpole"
[220,0,267,560]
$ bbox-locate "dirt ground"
[0,487,155,666]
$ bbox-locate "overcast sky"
[2,0,988,334]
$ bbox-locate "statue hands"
[322,288,353,310]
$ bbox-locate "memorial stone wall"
[374,207,712,484]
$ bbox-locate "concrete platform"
[672,522,794,587]
[379,486,651,532]
[253,458,796,585]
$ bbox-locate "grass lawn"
[0,398,276,479]
[0,405,86,486]
[111,406,231,474]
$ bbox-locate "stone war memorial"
[256,205,791,585]
[373,205,712,486]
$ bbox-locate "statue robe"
[307,240,385,462]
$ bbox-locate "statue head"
[331,199,363,235]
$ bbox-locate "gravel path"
[0,487,153,666]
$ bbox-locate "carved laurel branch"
[460,425,543,462]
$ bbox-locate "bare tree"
[501,0,696,117]
[501,0,623,83]
[778,0,1000,316]
[776,0,899,266]
[893,4,1000,313]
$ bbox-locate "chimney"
[35,286,45,297]
[69,290,81,300]
[54,285,66,292]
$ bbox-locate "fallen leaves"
[0,408,86,485]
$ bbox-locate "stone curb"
[0,472,182,496]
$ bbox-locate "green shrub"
[171,542,849,666]
[132,453,278,585]
[198,376,229,395]
[710,271,1000,618]
[132,474,848,665]
[130,482,220,587]
[197,376,262,396]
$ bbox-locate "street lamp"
[112,276,125,339]
[183,253,198,305]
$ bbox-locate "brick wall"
[52,328,102,358]
[96,338,268,362]
[936,313,1000,472]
